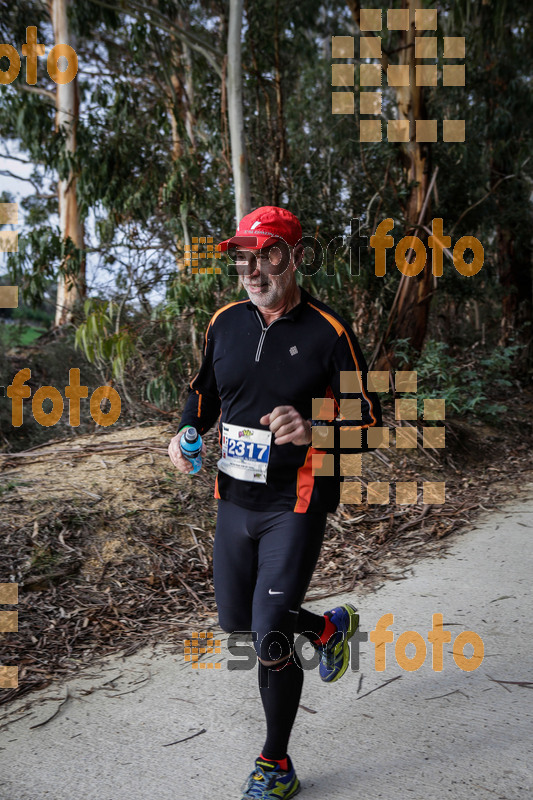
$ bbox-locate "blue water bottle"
[179,427,203,474]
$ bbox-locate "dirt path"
[0,483,531,799]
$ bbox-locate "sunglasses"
[226,244,291,276]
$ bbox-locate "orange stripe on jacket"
[293,447,322,513]
[308,303,379,427]
[188,300,249,390]
[203,299,249,351]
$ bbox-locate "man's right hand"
[168,429,207,474]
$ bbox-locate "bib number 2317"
[218,423,272,484]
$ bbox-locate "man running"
[168,206,382,799]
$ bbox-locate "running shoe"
[316,603,359,683]
[239,755,301,799]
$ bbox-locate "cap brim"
[217,234,281,252]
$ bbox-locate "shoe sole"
[324,604,359,684]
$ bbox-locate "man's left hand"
[260,406,312,446]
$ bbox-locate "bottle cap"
[184,427,198,443]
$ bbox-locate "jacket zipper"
[254,309,284,362]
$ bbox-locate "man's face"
[233,243,300,309]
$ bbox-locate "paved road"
[1,486,532,800]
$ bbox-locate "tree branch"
[88,0,223,77]
[450,173,519,235]
[14,83,56,101]
[0,170,55,199]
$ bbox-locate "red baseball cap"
[218,206,303,252]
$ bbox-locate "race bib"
[218,423,272,483]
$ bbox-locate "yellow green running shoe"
[239,755,301,799]
[317,603,359,683]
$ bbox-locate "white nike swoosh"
[268,589,284,595]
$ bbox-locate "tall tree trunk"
[227,0,251,223]
[348,0,434,372]
[51,0,85,327]
[375,0,433,372]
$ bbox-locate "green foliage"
[74,298,136,383]
[0,0,531,421]
[393,337,522,422]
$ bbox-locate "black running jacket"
[177,286,383,513]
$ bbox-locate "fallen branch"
[162,728,207,746]
[29,688,70,728]
[356,675,402,701]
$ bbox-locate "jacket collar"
[245,285,310,321]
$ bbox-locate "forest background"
[0,0,533,701]
[0,0,531,445]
